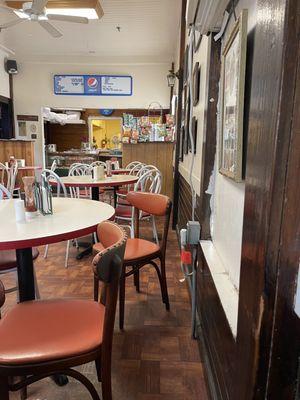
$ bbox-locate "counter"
[122,142,174,198]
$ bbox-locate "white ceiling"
[0,0,181,62]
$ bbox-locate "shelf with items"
[122,105,175,144]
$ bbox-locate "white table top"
[0,198,115,250]
[50,174,138,188]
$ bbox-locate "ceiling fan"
[0,0,91,38]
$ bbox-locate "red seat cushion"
[0,248,39,272]
[115,206,150,219]
[124,238,160,262]
[0,299,105,365]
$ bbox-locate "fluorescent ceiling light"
[14,8,99,20]
[46,8,99,19]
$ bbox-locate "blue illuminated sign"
[54,75,133,96]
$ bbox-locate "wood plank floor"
[1,219,209,400]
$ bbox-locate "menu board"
[54,75,132,96]
[101,75,132,96]
[54,75,84,94]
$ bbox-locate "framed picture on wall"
[185,89,190,155]
[193,62,201,106]
[219,9,248,182]
[180,126,185,161]
[191,116,198,154]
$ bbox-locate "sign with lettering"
[54,75,133,96]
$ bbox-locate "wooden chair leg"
[94,275,99,302]
[119,273,126,330]
[95,358,102,382]
[101,355,113,400]
[133,269,140,292]
[0,377,9,400]
[160,257,170,310]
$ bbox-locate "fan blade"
[31,0,48,14]
[47,15,88,24]
[0,19,25,29]
[38,21,62,38]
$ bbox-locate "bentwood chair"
[42,169,74,268]
[0,221,127,400]
[94,192,172,330]
[115,168,162,241]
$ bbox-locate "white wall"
[179,35,210,195]
[0,48,10,98]
[211,0,257,290]
[12,59,171,166]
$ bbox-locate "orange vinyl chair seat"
[0,299,105,365]
[124,238,160,262]
[0,248,39,272]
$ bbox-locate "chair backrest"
[129,162,146,176]
[0,163,9,187]
[50,160,57,172]
[126,161,143,171]
[134,168,161,194]
[41,169,68,198]
[89,161,107,170]
[69,163,91,177]
[0,183,12,200]
[7,163,18,194]
[92,221,127,356]
[126,191,172,255]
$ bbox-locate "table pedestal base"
[16,247,69,387]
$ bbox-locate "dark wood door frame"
[198,38,221,239]
[172,0,187,230]
[197,0,300,399]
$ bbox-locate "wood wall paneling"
[122,142,174,199]
[192,0,300,398]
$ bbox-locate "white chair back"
[134,168,161,194]
[0,162,9,187]
[69,163,91,177]
[89,161,107,169]
[41,169,68,198]
[50,160,57,172]
[0,183,12,200]
[6,163,18,195]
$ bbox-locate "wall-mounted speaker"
[5,59,18,75]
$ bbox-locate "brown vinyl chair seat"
[94,238,159,263]
[0,299,105,366]
[124,238,160,262]
[0,248,39,272]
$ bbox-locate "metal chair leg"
[65,240,70,268]
[44,244,49,259]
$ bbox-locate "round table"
[50,174,138,204]
[112,169,131,175]
[18,166,42,171]
[0,198,115,302]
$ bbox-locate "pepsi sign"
[54,74,133,96]
[84,76,101,94]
